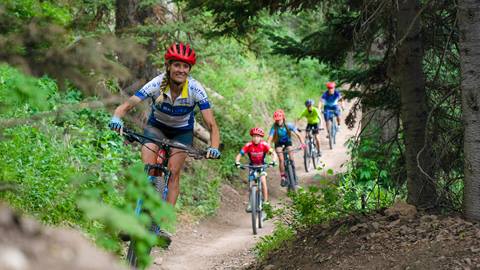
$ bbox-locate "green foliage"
[176,162,220,217]
[0,64,52,113]
[255,223,294,260]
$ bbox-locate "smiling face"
[251,135,262,144]
[168,61,191,84]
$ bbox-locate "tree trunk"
[459,0,480,221]
[392,0,436,208]
[115,0,164,93]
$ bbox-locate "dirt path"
[150,102,359,270]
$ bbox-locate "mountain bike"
[300,128,322,172]
[279,146,301,192]
[325,109,338,149]
[237,162,275,235]
[121,128,206,269]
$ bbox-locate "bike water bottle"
[157,149,167,165]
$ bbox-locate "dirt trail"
[151,102,359,270]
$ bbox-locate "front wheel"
[328,120,334,149]
[250,186,258,235]
[303,143,311,172]
[257,189,263,229]
[126,241,137,268]
[286,162,297,192]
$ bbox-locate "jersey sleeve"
[321,92,327,103]
[261,141,271,153]
[269,126,275,137]
[240,143,250,155]
[134,74,164,101]
[191,81,211,110]
[299,109,307,119]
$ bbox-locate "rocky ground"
[0,204,125,270]
[249,202,480,270]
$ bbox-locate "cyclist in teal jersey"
[267,109,305,187]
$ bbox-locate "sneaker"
[318,150,322,157]
[152,224,172,248]
[280,176,288,187]
[157,229,172,248]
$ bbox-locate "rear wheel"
[250,186,258,235]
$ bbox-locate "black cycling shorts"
[306,123,320,135]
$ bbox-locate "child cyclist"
[267,109,305,187]
[235,127,278,211]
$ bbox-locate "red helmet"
[250,127,265,137]
[273,109,285,121]
[326,82,336,89]
[164,42,196,65]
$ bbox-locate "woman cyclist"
[109,42,221,240]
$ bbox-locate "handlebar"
[237,162,276,170]
[122,128,207,159]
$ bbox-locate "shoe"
[280,176,287,187]
[152,224,172,248]
[337,125,340,132]
[318,150,322,157]
[245,201,252,213]
[157,229,172,248]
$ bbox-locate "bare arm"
[269,149,278,163]
[113,96,142,118]
[200,109,220,149]
[267,135,273,146]
[293,130,305,144]
[235,153,243,163]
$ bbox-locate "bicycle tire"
[250,186,257,235]
[332,122,337,145]
[303,143,311,172]
[257,189,263,229]
[328,120,334,149]
[126,241,137,268]
[287,162,297,192]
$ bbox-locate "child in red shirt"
[235,127,278,211]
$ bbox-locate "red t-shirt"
[240,141,271,165]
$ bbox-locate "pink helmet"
[273,109,285,121]
[326,82,336,89]
[164,42,196,65]
[250,127,265,137]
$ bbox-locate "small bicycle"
[121,128,206,268]
[279,146,301,192]
[299,128,322,172]
[237,162,275,235]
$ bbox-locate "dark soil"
[249,203,480,270]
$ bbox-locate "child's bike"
[237,162,275,235]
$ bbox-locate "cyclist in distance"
[267,109,305,187]
[235,127,278,211]
[298,99,322,155]
[319,82,344,133]
[109,42,221,215]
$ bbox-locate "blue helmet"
[305,99,314,106]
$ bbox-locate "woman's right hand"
[109,116,123,133]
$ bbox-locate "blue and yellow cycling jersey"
[134,73,211,131]
[269,123,297,144]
